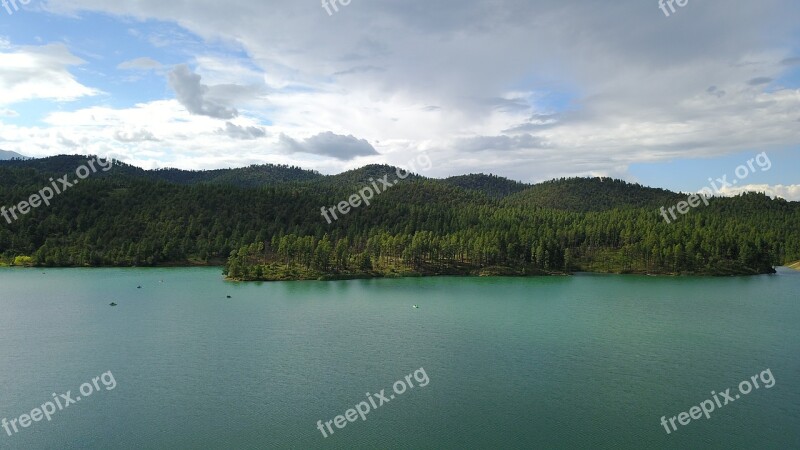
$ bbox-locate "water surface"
[0,268,798,449]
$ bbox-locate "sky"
[0,0,799,199]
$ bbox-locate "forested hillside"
[1,155,798,280]
[443,174,530,199]
[0,155,320,188]
[504,177,686,212]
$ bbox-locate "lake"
[0,267,798,449]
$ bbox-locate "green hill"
[0,155,322,188]
[504,177,685,212]
[443,174,529,199]
[148,164,323,187]
[1,156,798,279]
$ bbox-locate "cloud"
[333,65,386,77]
[114,128,160,142]
[781,57,800,66]
[279,132,378,160]
[457,134,548,152]
[706,86,726,98]
[18,0,800,183]
[748,77,773,86]
[167,64,238,119]
[502,114,560,133]
[117,57,162,70]
[718,184,800,201]
[57,134,79,148]
[0,42,98,105]
[218,122,266,140]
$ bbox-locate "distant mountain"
[504,177,685,211]
[0,150,27,160]
[148,164,323,187]
[0,155,321,188]
[0,155,786,213]
[444,174,530,199]
[314,164,423,189]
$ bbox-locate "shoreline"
[0,262,785,280]
[225,269,779,283]
[224,264,779,282]
[0,259,226,269]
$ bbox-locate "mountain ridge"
[1,154,767,208]
[0,150,27,160]
[1,154,798,278]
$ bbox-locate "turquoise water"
[0,267,798,449]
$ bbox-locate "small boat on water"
[109,302,117,307]
[413,305,419,309]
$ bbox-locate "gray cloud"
[279,132,378,160]
[114,129,160,142]
[781,57,800,66]
[458,134,548,153]
[748,77,773,86]
[707,86,726,98]
[218,122,267,140]
[57,134,78,148]
[502,113,560,133]
[204,83,266,106]
[333,65,386,77]
[485,97,532,113]
[168,64,238,119]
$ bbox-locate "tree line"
[1,158,798,280]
